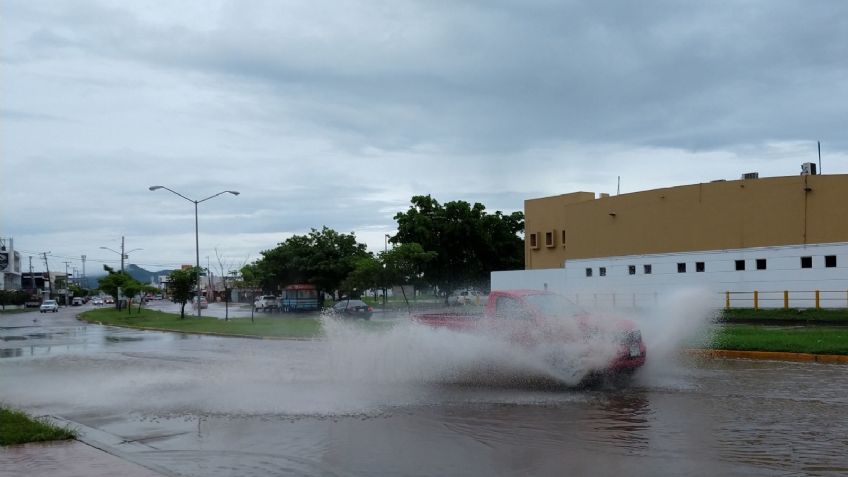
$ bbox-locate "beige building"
[524,173,848,269]
[491,171,848,308]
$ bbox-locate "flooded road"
[2,306,847,476]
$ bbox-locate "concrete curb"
[686,349,848,364]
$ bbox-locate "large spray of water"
[321,287,717,390]
[0,288,717,420]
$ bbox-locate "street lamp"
[99,236,142,272]
[148,185,240,317]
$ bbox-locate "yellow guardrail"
[724,290,848,310]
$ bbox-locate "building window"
[599,267,607,277]
[643,264,652,274]
[756,259,767,270]
[801,256,812,269]
[529,233,539,249]
[696,262,705,272]
[561,230,567,248]
[628,265,636,275]
[545,231,555,248]
[735,260,745,271]
[677,263,686,273]
[825,255,837,268]
[585,268,593,277]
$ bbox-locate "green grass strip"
[711,325,848,355]
[0,407,76,446]
[721,308,848,323]
[80,308,324,338]
[79,308,392,338]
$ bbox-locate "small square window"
[628,265,636,275]
[545,231,555,248]
[801,256,812,269]
[735,260,745,271]
[599,267,607,277]
[585,268,593,277]
[825,255,837,268]
[529,233,539,249]
[677,263,686,273]
[756,259,767,270]
[696,262,705,272]
[643,264,652,274]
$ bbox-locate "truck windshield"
[523,293,585,318]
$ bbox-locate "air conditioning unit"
[801,162,817,175]
[741,172,759,180]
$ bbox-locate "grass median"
[79,308,391,338]
[710,325,848,355]
[0,406,76,446]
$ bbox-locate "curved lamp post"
[99,238,142,273]
[148,185,240,317]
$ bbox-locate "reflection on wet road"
[2,307,847,476]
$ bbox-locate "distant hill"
[126,264,176,284]
[83,264,176,289]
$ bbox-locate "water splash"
[321,312,626,388]
[627,287,719,387]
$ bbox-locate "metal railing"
[724,290,848,310]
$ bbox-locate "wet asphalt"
[2,304,847,477]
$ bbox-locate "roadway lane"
[2,305,847,476]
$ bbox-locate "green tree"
[382,242,437,303]
[167,268,199,319]
[250,227,370,299]
[68,284,89,300]
[393,195,524,299]
[0,291,12,311]
[98,265,143,310]
[340,255,382,299]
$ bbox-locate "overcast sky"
[3,0,847,277]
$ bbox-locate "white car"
[40,300,59,313]
[254,295,278,312]
[91,298,104,306]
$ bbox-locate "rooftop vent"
[741,172,759,180]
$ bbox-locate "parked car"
[40,300,59,313]
[192,296,209,309]
[91,297,104,306]
[448,289,487,306]
[254,295,278,312]
[104,296,114,304]
[331,299,374,320]
[71,297,84,306]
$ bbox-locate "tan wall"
[525,174,848,269]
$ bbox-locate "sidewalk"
[0,441,166,477]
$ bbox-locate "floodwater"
[2,305,847,476]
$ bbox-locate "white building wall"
[493,242,848,309]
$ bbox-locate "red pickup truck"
[414,289,646,383]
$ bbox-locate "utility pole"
[81,255,87,287]
[41,252,52,298]
[63,261,71,306]
[121,236,126,272]
[28,256,33,293]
